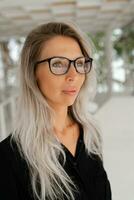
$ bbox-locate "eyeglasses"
[35,56,93,75]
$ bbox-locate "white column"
[123,51,130,95]
[104,28,113,97]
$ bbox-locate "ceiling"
[0,0,134,40]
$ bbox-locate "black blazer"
[0,132,112,200]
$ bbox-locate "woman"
[0,21,112,200]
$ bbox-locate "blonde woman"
[0,22,112,200]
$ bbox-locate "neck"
[52,106,74,133]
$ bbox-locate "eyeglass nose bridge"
[67,59,78,73]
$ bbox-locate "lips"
[62,87,77,92]
[62,88,77,96]
[63,90,76,92]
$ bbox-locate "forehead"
[39,35,83,59]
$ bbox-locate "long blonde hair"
[11,21,102,200]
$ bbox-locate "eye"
[52,61,63,68]
[76,60,84,67]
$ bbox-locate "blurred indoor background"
[0,0,134,199]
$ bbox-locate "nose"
[66,62,77,80]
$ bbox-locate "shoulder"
[0,134,19,162]
[0,135,32,199]
[0,134,29,178]
[0,134,13,149]
[0,134,29,168]
[0,135,20,173]
[0,134,13,158]
[0,135,20,198]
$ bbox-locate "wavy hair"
[11,21,102,200]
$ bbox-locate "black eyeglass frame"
[34,56,93,75]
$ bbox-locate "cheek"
[79,76,85,88]
[36,75,61,98]
[35,68,53,95]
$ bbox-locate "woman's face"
[35,36,85,109]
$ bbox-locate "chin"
[65,99,76,106]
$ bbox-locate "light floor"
[95,96,134,200]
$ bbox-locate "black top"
[0,127,112,200]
